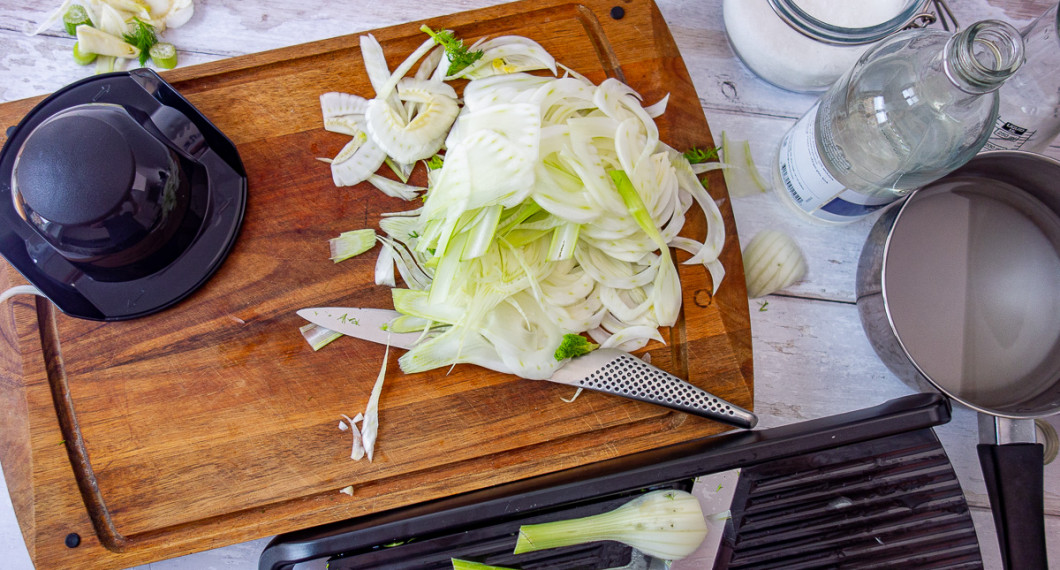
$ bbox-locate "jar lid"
[768,0,933,46]
[15,108,135,226]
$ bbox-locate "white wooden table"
[0,1,1057,568]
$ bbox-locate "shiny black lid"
[15,108,136,226]
[0,69,247,321]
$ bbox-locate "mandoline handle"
[977,443,1048,570]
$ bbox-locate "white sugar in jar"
[723,0,930,92]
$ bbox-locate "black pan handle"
[977,443,1048,570]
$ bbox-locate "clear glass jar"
[722,0,932,92]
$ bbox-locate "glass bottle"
[773,20,1025,224]
[983,1,1060,152]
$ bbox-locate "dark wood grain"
[0,0,752,567]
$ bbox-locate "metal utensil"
[297,307,757,429]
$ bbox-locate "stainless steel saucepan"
[856,151,1060,570]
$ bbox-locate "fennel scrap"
[742,229,807,298]
[35,1,192,72]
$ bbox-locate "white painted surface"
[1,0,1058,568]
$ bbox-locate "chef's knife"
[297,307,757,429]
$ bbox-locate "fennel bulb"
[513,489,709,560]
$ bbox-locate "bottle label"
[983,116,1036,151]
[777,103,894,222]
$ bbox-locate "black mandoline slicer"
[259,393,982,570]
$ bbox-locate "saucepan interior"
[859,151,1060,419]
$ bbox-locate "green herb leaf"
[554,333,598,361]
[420,25,484,75]
[683,145,719,164]
[122,18,158,67]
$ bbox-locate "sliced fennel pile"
[315,29,727,383]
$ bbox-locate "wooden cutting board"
[0,0,752,567]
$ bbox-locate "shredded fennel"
[339,413,365,460]
[299,323,342,351]
[329,229,377,262]
[360,342,389,462]
[0,285,45,304]
[310,30,728,461]
[309,32,729,461]
[314,29,726,383]
[334,345,390,463]
[720,131,769,198]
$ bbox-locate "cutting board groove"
[36,300,128,551]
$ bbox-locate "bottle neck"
[944,20,1025,94]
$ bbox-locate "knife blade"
[297,307,757,429]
